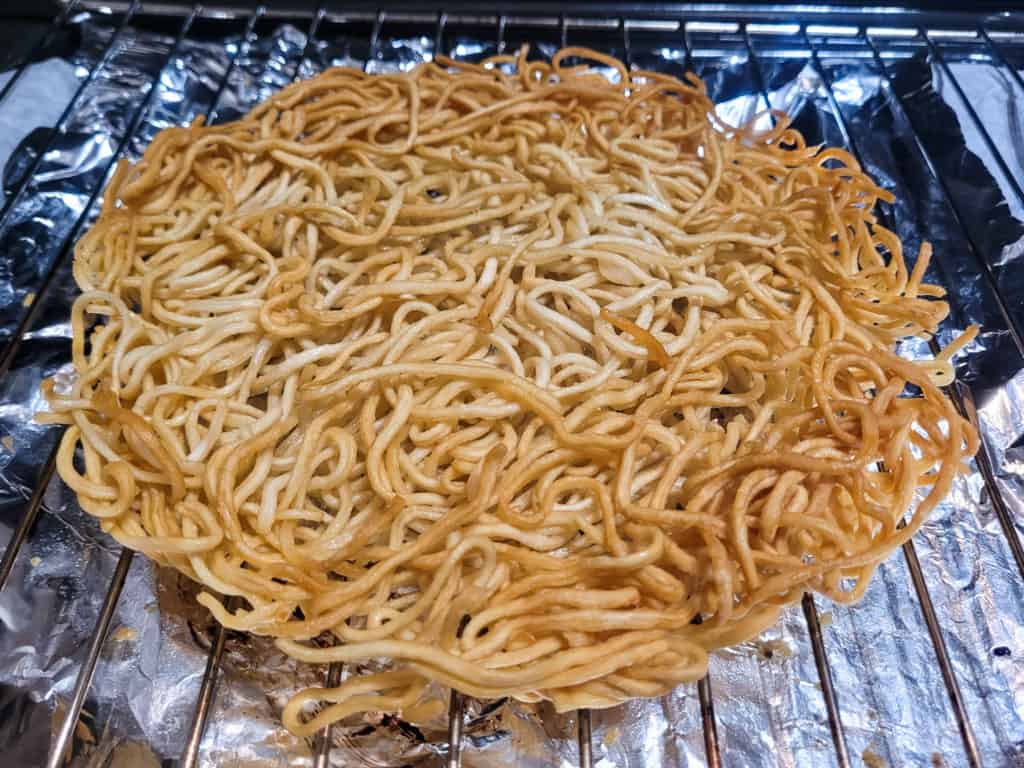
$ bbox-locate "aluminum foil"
[0,11,1023,768]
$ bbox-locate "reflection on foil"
[939,61,1024,221]
[0,16,1022,768]
[368,37,435,73]
[0,60,80,176]
[452,41,488,60]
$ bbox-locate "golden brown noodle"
[40,46,978,734]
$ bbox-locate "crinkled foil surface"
[0,9,1023,768]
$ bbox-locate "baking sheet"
[0,10,1022,768]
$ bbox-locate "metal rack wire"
[1,2,1022,766]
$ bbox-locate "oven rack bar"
[0,0,142,351]
[12,6,206,763]
[736,35,854,767]
[793,26,988,765]
[0,4,1019,767]
[0,2,255,762]
[29,0,1024,31]
[0,0,156,594]
[181,6,327,762]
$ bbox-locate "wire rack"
[1,2,1023,767]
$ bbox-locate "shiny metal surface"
[180,610,231,768]
[578,709,593,768]
[0,1,140,233]
[44,548,133,768]
[0,6,1023,768]
[797,33,983,767]
[0,1,80,111]
[313,662,345,768]
[801,595,851,768]
[698,676,722,768]
[903,537,983,768]
[0,451,56,591]
[446,690,465,768]
[923,31,1024,211]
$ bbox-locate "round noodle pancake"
[40,46,977,732]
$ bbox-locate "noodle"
[40,47,978,735]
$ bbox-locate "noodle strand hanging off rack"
[40,46,977,733]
